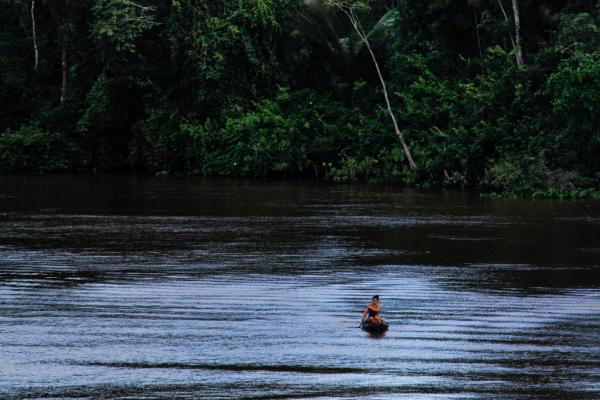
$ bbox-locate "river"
[1,175,599,399]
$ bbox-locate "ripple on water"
[1,177,599,399]
[1,270,600,399]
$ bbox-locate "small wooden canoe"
[361,320,389,333]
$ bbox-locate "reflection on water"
[1,175,599,399]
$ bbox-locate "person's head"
[372,295,379,304]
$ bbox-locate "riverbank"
[1,165,598,201]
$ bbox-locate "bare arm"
[361,306,369,321]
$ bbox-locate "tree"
[60,0,69,105]
[90,0,157,61]
[293,1,398,94]
[491,0,523,66]
[511,0,524,66]
[31,0,38,71]
[325,0,417,170]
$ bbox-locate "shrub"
[481,155,549,194]
[0,123,77,172]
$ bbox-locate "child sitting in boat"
[361,295,382,324]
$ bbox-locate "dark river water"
[1,175,599,400]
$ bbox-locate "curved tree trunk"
[362,38,417,170]
[31,0,38,71]
[335,4,417,171]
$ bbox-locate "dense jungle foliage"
[1,0,599,198]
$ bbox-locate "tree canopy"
[1,0,599,198]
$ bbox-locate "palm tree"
[294,0,417,170]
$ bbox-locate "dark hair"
[372,295,379,300]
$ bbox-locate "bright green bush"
[545,50,600,175]
[481,155,549,194]
[137,88,352,177]
[0,124,77,172]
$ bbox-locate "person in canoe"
[361,295,382,324]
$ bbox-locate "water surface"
[1,175,599,399]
